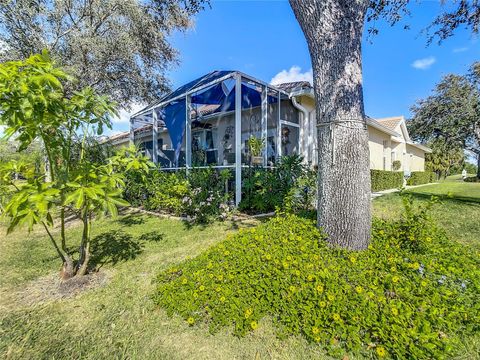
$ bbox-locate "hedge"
[464,176,480,183]
[370,170,404,192]
[406,171,435,186]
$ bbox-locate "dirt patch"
[13,270,110,307]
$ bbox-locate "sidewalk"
[371,182,438,198]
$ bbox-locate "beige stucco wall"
[406,144,426,172]
[391,140,406,171]
[368,126,391,170]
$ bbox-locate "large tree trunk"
[289,0,371,250]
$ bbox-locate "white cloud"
[111,103,145,124]
[453,47,468,53]
[411,57,436,70]
[270,66,313,85]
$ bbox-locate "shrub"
[154,200,479,359]
[464,176,480,183]
[407,171,435,186]
[392,160,401,171]
[144,171,190,215]
[181,168,232,223]
[284,169,317,219]
[370,170,404,192]
[239,168,283,213]
[124,167,232,223]
[240,154,307,213]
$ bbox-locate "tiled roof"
[194,104,220,116]
[376,116,404,130]
[275,81,312,93]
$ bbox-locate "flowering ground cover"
[154,205,479,359]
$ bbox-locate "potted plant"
[247,136,264,165]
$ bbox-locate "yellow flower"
[376,346,386,357]
[220,296,226,302]
[217,274,224,281]
[312,326,320,335]
[355,286,363,294]
[283,262,289,269]
[413,262,420,270]
[390,266,397,272]
[193,292,199,298]
[392,276,400,284]
[286,255,292,261]
[182,278,188,284]
[327,294,335,301]
[224,250,230,256]
[250,321,258,330]
[307,274,315,282]
[314,336,321,342]
[209,274,214,279]
[332,313,341,322]
[215,287,221,292]
[319,301,327,308]
[265,254,272,260]
[421,280,428,287]
[207,262,213,269]
[289,285,296,293]
[349,256,357,264]
[316,284,324,293]
[295,270,301,276]
[187,317,195,325]
[199,285,205,291]
[245,308,253,319]
[391,307,399,316]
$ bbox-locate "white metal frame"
[129,71,288,207]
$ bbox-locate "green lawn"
[374,176,480,249]
[1,179,479,359]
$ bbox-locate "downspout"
[291,95,310,162]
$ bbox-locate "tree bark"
[289,0,371,250]
[477,153,480,179]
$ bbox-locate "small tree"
[425,141,465,180]
[0,52,152,279]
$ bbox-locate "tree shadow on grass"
[405,191,480,205]
[90,230,164,270]
[116,214,146,226]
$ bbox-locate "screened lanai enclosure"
[129,71,301,205]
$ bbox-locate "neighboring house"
[106,71,430,204]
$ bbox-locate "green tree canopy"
[408,62,480,178]
[0,0,208,106]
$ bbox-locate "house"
[107,71,430,204]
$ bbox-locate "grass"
[1,177,479,359]
[374,176,480,249]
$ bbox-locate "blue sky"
[111,0,479,133]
